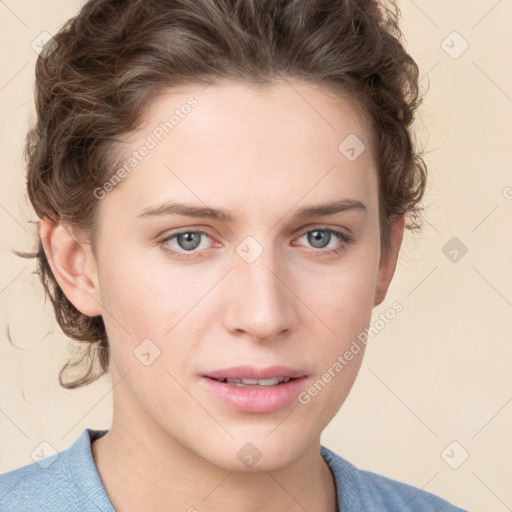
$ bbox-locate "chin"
[194,428,314,473]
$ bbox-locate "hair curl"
[16,0,427,389]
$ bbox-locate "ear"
[374,214,405,307]
[39,217,103,317]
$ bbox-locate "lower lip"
[200,376,308,413]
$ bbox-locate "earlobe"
[39,217,103,317]
[374,215,405,307]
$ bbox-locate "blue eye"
[173,231,206,251]
[300,229,345,250]
[161,229,212,258]
[160,227,353,259]
[294,228,353,255]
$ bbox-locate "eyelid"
[160,228,214,247]
[294,224,353,241]
[159,225,354,258]
[158,229,213,260]
[162,225,353,243]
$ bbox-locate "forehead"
[136,79,373,157]
[102,80,378,223]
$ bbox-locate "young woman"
[0,0,468,510]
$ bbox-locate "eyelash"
[160,227,354,260]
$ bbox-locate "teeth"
[220,377,291,387]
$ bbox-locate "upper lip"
[203,365,307,380]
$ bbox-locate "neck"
[92,418,337,512]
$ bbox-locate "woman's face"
[80,80,401,470]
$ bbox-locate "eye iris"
[178,232,201,251]
[171,230,338,253]
[308,230,331,249]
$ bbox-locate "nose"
[222,245,297,342]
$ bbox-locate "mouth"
[200,366,309,413]
[202,365,307,385]
[205,376,295,388]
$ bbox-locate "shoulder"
[0,448,76,512]
[320,445,469,512]
[0,429,112,512]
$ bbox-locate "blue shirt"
[0,428,468,511]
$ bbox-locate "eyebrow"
[137,198,367,222]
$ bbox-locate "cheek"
[98,242,183,325]
[302,251,378,342]
[95,246,174,356]
[297,261,376,420]
[96,246,213,371]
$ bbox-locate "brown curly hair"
[16,0,427,389]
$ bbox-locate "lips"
[200,367,309,413]
[203,365,307,381]
[213,376,291,388]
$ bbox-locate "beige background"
[0,1,511,511]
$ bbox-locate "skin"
[40,80,404,512]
